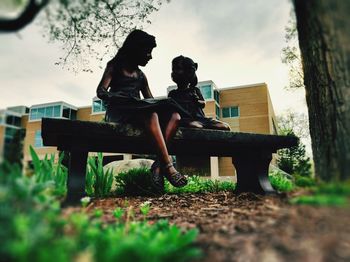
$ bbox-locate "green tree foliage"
[281,10,304,90]
[0,0,170,71]
[277,130,312,177]
[277,112,312,177]
[42,0,170,71]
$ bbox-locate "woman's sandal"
[150,160,165,193]
[162,162,188,188]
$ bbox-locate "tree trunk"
[293,0,350,181]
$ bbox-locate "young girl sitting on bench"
[168,55,230,130]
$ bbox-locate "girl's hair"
[109,29,156,71]
[172,55,198,87]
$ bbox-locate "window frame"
[199,84,213,100]
[92,99,106,114]
[34,130,44,148]
[222,106,240,118]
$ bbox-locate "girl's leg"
[187,121,204,129]
[145,112,187,187]
[154,112,180,173]
[207,119,231,131]
[145,112,172,164]
[213,122,231,130]
[164,112,181,143]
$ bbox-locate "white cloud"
[0,0,307,116]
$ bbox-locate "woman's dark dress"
[97,68,189,126]
[168,86,219,127]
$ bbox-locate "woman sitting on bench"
[96,30,188,191]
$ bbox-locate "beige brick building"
[0,81,277,179]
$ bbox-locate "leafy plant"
[29,145,67,197]
[0,161,68,262]
[114,167,156,196]
[114,167,236,196]
[165,175,235,194]
[140,201,151,217]
[314,182,350,196]
[269,169,294,192]
[290,195,347,207]
[113,207,124,221]
[86,153,114,197]
[294,174,316,187]
[86,219,201,262]
[0,160,201,262]
[290,181,350,207]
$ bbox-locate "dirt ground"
[84,192,350,262]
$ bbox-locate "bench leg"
[232,152,275,195]
[63,150,88,206]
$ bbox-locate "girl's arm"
[195,88,206,108]
[96,64,113,101]
[140,73,154,99]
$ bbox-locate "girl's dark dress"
[168,86,217,127]
[97,68,189,126]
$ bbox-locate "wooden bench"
[41,118,298,204]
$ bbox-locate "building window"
[199,85,212,100]
[222,106,239,118]
[0,114,4,125]
[5,127,17,139]
[63,106,70,119]
[30,105,62,120]
[215,105,220,119]
[62,106,77,120]
[214,90,220,103]
[93,99,106,113]
[34,130,43,148]
[5,115,21,127]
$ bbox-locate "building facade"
[0,81,277,179]
[0,106,29,163]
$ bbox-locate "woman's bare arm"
[96,65,113,101]
[140,73,154,99]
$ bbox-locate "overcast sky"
[0,0,307,115]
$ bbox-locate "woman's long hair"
[109,29,156,72]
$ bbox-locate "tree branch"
[0,0,50,32]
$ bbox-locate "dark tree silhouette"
[0,0,49,32]
[0,0,169,70]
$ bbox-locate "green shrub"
[269,169,294,192]
[86,153,113,197]
[290,181,350,207]
[90,219,201,262]
[114,167,156,196]
[114,168,236,196]
[290,195,348,207]
[314,181,350,196]
[0,161,66,262]
[294,174,316,187]
[165,176,235,194]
